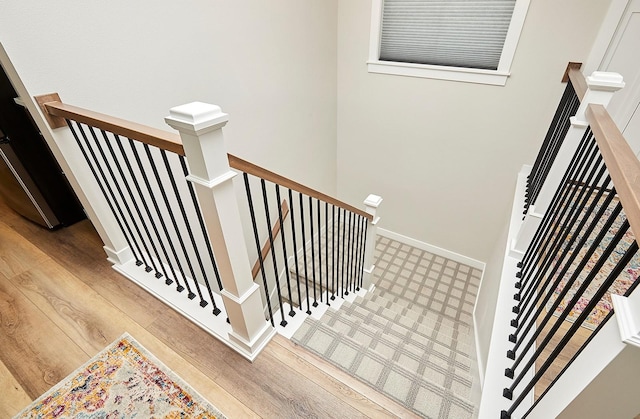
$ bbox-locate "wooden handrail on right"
[587,103,640,240]
[35,93,372,221]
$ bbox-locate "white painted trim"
[473,295,486,386]
[612,294,640,348]
[367,61,510,85]
[186,170,236,189]
[367,0,530,86]
[377,228,486,270]
[103,245,134,265]
[583,0,631,75]
[476,165,534,418]
[114,259,275,362]
[495,0,531,72]
[273,302,309,339]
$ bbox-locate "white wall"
[557,345,640,418]
[336,0,611,262]
[0,0,338,195]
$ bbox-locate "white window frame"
[367,0,531,86]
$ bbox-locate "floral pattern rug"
[14,333,225,418]
[545,192,640,330]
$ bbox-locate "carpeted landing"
[291,236,482,419]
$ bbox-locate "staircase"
[291,235,482,418]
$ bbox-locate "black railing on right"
[240,165,370,327]
[501,106,640,418]
[525,78,581,215]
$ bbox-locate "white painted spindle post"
[165,102,275,361]
[361,194,382,291]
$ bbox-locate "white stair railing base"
[113,259,274,362]
[477,166,535,418]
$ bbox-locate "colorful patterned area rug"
[546,193,640,330]
[14,333,225,418]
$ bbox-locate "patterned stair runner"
[291,236,482,418]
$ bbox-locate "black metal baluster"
[166,153,212,306]
[354,215,364,291]
[515,147,604,315]
[288,188,303,311]
[160,150,202,301]
[360,221,368,289]
[341,208,347,297]
[336,207,342,297]
[262,179,287,326]
[325,201,330,303]
[527,82,574,199]
[514,156,607,333]
[178,156,221,314]
[517,132,597,294]
[299,192,312,314]
[178,157,224,293]
[146,146,187,293]
[123,139,170,279]
[503,222,636,417]
[506,200,623,376]
[66,122,144,267]
[530,87,580,206]
[137,144,188,289]
[346,211,353,294]
[316,199,323,303]
[276,185,295,317]
[309,196,318,307]
[510,175,613,346]
[98,132,153,272]
[88,128,145,266]
[244,173,274,326]
[350,212,357,292]
[106,134,162,275]
[519,128,593,275]
[527,83,577,204]
[128,139,177,285]
[331,204,337,300]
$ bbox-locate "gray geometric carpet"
[292,236,482,418]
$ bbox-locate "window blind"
[379,0,517,71]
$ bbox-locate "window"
[368,0,531,85]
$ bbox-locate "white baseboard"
[377,228,486,270]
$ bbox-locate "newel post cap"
[586,71,625,91]
[364,194,383,208]
[165,102,229,134]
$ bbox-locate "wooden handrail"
[568,68,587,102]
[587,104,640,240]
[228,154,373,220]
[37,96,186,156]
[252,200,290,278]
[35,93,373,221]
[561,62,587,102]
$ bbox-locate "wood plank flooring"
[0,198,416,418]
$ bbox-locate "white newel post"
[511,71,625,257]
[165,102,275,361]
[362,194,382,291]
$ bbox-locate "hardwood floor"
[0,199,417,418]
